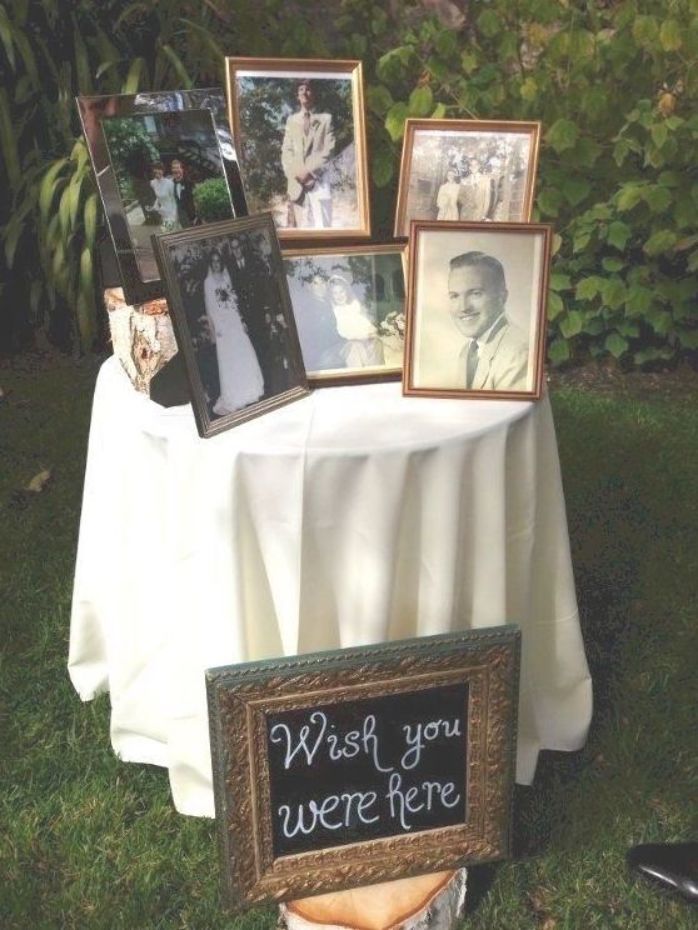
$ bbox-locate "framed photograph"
[226,57,370,239]
[403,222,552,400]
[282,243,406,385]
[207,626,520,909]
[152,214,309,438]
[394,119,541,237]
[77,89,247,305]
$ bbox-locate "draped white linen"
[69,357,592,816]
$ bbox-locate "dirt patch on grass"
[548,360,698,402]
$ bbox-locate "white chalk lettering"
[400,724,423,770]
[340,790,380,825]
[278,802,317,837]
[400,717,462,770]
[277,789,379,838]
[326,732,343,762]
[362,714,394,773]
[270,712,396,772]
[269,711,327,769]
[386,772,462,831]
[439,781,461,808]
[344,729,360,759]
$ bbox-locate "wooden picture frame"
[206,627,520,909]
[226,57,371,240]
[76,89,247,305]
[152,214,309,438]
[403,222,552,400]
[394,119,541,237]
[281,242,407,386]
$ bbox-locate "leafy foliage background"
[1,0,696,368]
[237,76,354,212]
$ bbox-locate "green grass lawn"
[1,358,696,929]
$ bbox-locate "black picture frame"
[206,626,520,909]
[77,88,248,305]
[152,213,309,438]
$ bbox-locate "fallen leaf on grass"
[528,886,556,928]
[528,889,549,915]
[25,468,52,493]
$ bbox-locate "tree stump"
[280,869,467,930]
[104,287,177,394]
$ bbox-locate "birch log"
[104,287,177,394]
[280,869,467,930]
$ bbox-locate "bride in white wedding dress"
[149,163,179,230]
[203,249,264,415]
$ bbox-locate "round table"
[69,356,592,816]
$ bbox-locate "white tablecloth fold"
[69,357,592,816]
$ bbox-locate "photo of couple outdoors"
[234,74,359,231]
[101,109,234,280]
[284,251,405,377]
[399,128,534,235]
[170,230,299,420]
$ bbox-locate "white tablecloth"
[69,356,592,816]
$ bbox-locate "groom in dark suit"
[226,235,295,395]
[170,158,197,227]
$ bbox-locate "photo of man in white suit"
[281,79,336,229]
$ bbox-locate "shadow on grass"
[510,390,697,864]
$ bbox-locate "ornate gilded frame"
[206,627,520,909]
[226,57,371,240]
[281,241,407,386]
[403,221,552,401]
[394,118,541,237]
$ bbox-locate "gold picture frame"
[206,628,520,910]
[394,119,541,237]
[403,221,552,401]
[281,242,407,386]
[226,57,371,240]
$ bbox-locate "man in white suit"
[281,79,335,228]
[447,251,528,391]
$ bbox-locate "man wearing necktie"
[281,79,335,229]
[448,251,528,392]
[171,158,197,227]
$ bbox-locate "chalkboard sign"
[268,683,468,857]
[206,627,519,910]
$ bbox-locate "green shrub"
[193,177,234,222]
[0,0,299,353]
[1,0,696,367]
[352,0,698,368]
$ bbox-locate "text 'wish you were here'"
[266,684,469,856]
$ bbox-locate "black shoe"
[626,842,698,903]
